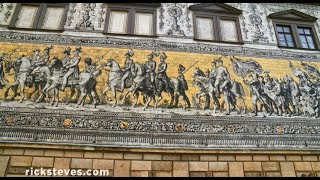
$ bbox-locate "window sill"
[7,27,64,33]
[278,45,320,52]
[103,32,158,39]
[194,39,244,45]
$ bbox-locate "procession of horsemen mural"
[0,44,319,118]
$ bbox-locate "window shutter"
[15,5,39,28]
[108,11,128,34]
[134,12,153,36]
[196,17,214,40]
[220,19,238,42]
[41,7,65,30]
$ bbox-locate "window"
[269,9,320,50]
[189,3,243,43]
[276,25,295,47]
[104,4,160,36]
[9,3,69,31]
[298,27,315,49]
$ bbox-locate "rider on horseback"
[157,52,170,92]
[145,51,157,90]
[61,47,71,74]
[120,49,134,92]
[33,45,52,71]
[61,46,81,91]
[30,49,41,65]
[213,57,230,95]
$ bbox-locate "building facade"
[0,3,319,177]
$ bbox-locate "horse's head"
[193,67,205,78]
[48,56,60,69]
[4,61,14,73]
[101,58,113,68]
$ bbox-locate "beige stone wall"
[0,143,319,177]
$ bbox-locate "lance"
[182,61,199,75]
[2,48,19,61]
[94,49,112,65]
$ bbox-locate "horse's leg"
[103,85,111,95]
[54,88,59,107]
[91,90,98,108]
[111,86,117,107]
[142,96,152,111]
[172,92,179,108]
[155,92,162,109]
[132,91,139,108]
[121,85,134,105]
[209,92,217,113]
[240,97,246,114]
[28,82,37,99]
[224,93,230,115]
[184,93,191,108]
[5,81,19,99]
[169,90,175,107]
[49,88,55,106]
[75,89,86,108]
[19,80,25,103]
[36,82,45,103]
[66,86,75,105]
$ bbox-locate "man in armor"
[209,60,218,96]
[0,54,8,88]
[174,64,191,108]
[280,76,292,116]
[120,49,134,92]
[286,75,300,115]
[243,72,261,116]
[145,51,157,89]
[264,74,283,116]
[178,64,188,92]
[33,45,52,71]
[61,46,81,91]
[157,52,170,92]
[30,49,41,65]
[213,57,230,95]
[61,47,71,74]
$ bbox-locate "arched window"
[268,9,320,50]
[189,3,243,43]
[103,3,160,37]
[9,3,69,31]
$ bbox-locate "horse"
[75,68,101,108]
[169,77,191,109]
[35,57,100,108]
[192,67,220,113]
[4,56,32,103]
[101,58,132,107]
[119,61,156,110]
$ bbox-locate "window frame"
[192,11,243,44]
[9,3,69,32]
[103,4,158,37]
[273,19,320,50]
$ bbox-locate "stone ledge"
[1,142,320,155]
